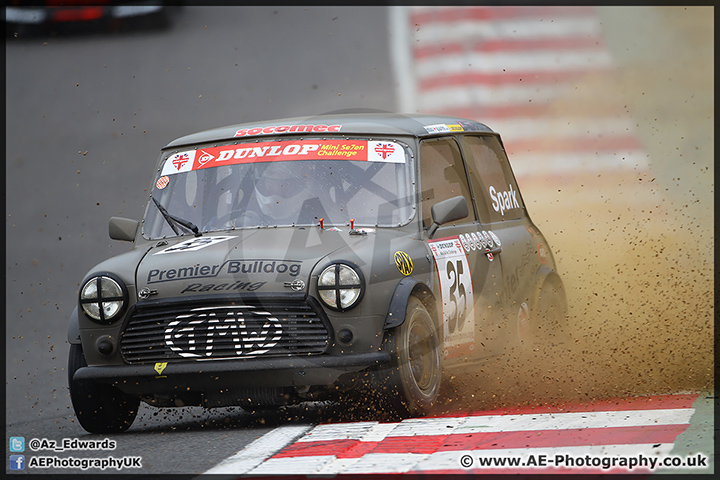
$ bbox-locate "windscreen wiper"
[152,197,201,237]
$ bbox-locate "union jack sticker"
[368,141,405,163]
[161,150,196,176]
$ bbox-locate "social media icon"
[9,437,25,452]
[9,455,25,470]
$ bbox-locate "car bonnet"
[135,228,365,299]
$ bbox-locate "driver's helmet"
[253,161,310,220]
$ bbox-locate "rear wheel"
[68,344,139,433]
[381,297,441,417]
[520,278,569,349]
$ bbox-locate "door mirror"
[109,217,139,242]
[428,195,469,238]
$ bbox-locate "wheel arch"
[530,266,567,316]
[383,277,438,331]
[67,306,81,345]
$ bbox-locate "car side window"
[462,135,525,223]
[419,137,473,228]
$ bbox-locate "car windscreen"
[142,138,415,239]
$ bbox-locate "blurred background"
[5,5,713,431]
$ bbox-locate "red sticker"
[156,176,169,190]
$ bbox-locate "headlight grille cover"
[79,274,126,323]
[317,262,364,311]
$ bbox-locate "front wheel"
[68,344,139,433]
[381,297,442,417]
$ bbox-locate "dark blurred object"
[5,1,183,38]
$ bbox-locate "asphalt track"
[5,5,713,476]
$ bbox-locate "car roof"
[162,112,495,149]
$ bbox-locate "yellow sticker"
[154,362,168,375]
[394,251,413,276]
[448,124,464,132]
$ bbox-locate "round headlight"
[317,262,364,311]
[79,274,127,323]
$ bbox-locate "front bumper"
[73,352,390,396]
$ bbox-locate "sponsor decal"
[481,230,493,248]
[159,140,405,176]
[489,184,521,216]
[374,143,395,159]
[428,237,475,351]
[489,231,502,247]
[154,362,167,376]
[459,234,470,252]
[162,151,196,176]
[147,259,301,284]
[394,251,414,276]
[197,149,215,166]
[181,281,266,293]
[235,124,342,137]
[517,302,530,340]
[423,123,464,134]
[424,123,451,134]
[471,232,483,249]
[538,243,548,264]
[155,236,235,254]
[155,175,169,190]
[164,308,283,358]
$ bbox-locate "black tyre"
[68,344,139,433]
[381,297,441,417]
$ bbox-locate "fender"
[67,306,81,344]
[383,277,435,330]
[530,265,566,314]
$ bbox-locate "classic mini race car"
[67,112,567,433]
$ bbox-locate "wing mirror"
[109,217,139,242]
[428,195,469,238]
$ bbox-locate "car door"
[419,137,506,362]
[460,134,538,347]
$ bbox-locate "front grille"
[120,298,330,364]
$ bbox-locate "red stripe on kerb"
[415,36,607,59]
[273,424,688,459]
[434,104,559,120]
[409,6,596,25]
[417,69,607,90]
[436,424,689,451]
[273,439,358,459]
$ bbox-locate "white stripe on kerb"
[389,6,417,113]
[411,16,604,45]
[416,50,614,78]
[203,424,312,474]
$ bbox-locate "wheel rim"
[407,318,437,392]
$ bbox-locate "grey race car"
[67,112,567,433]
